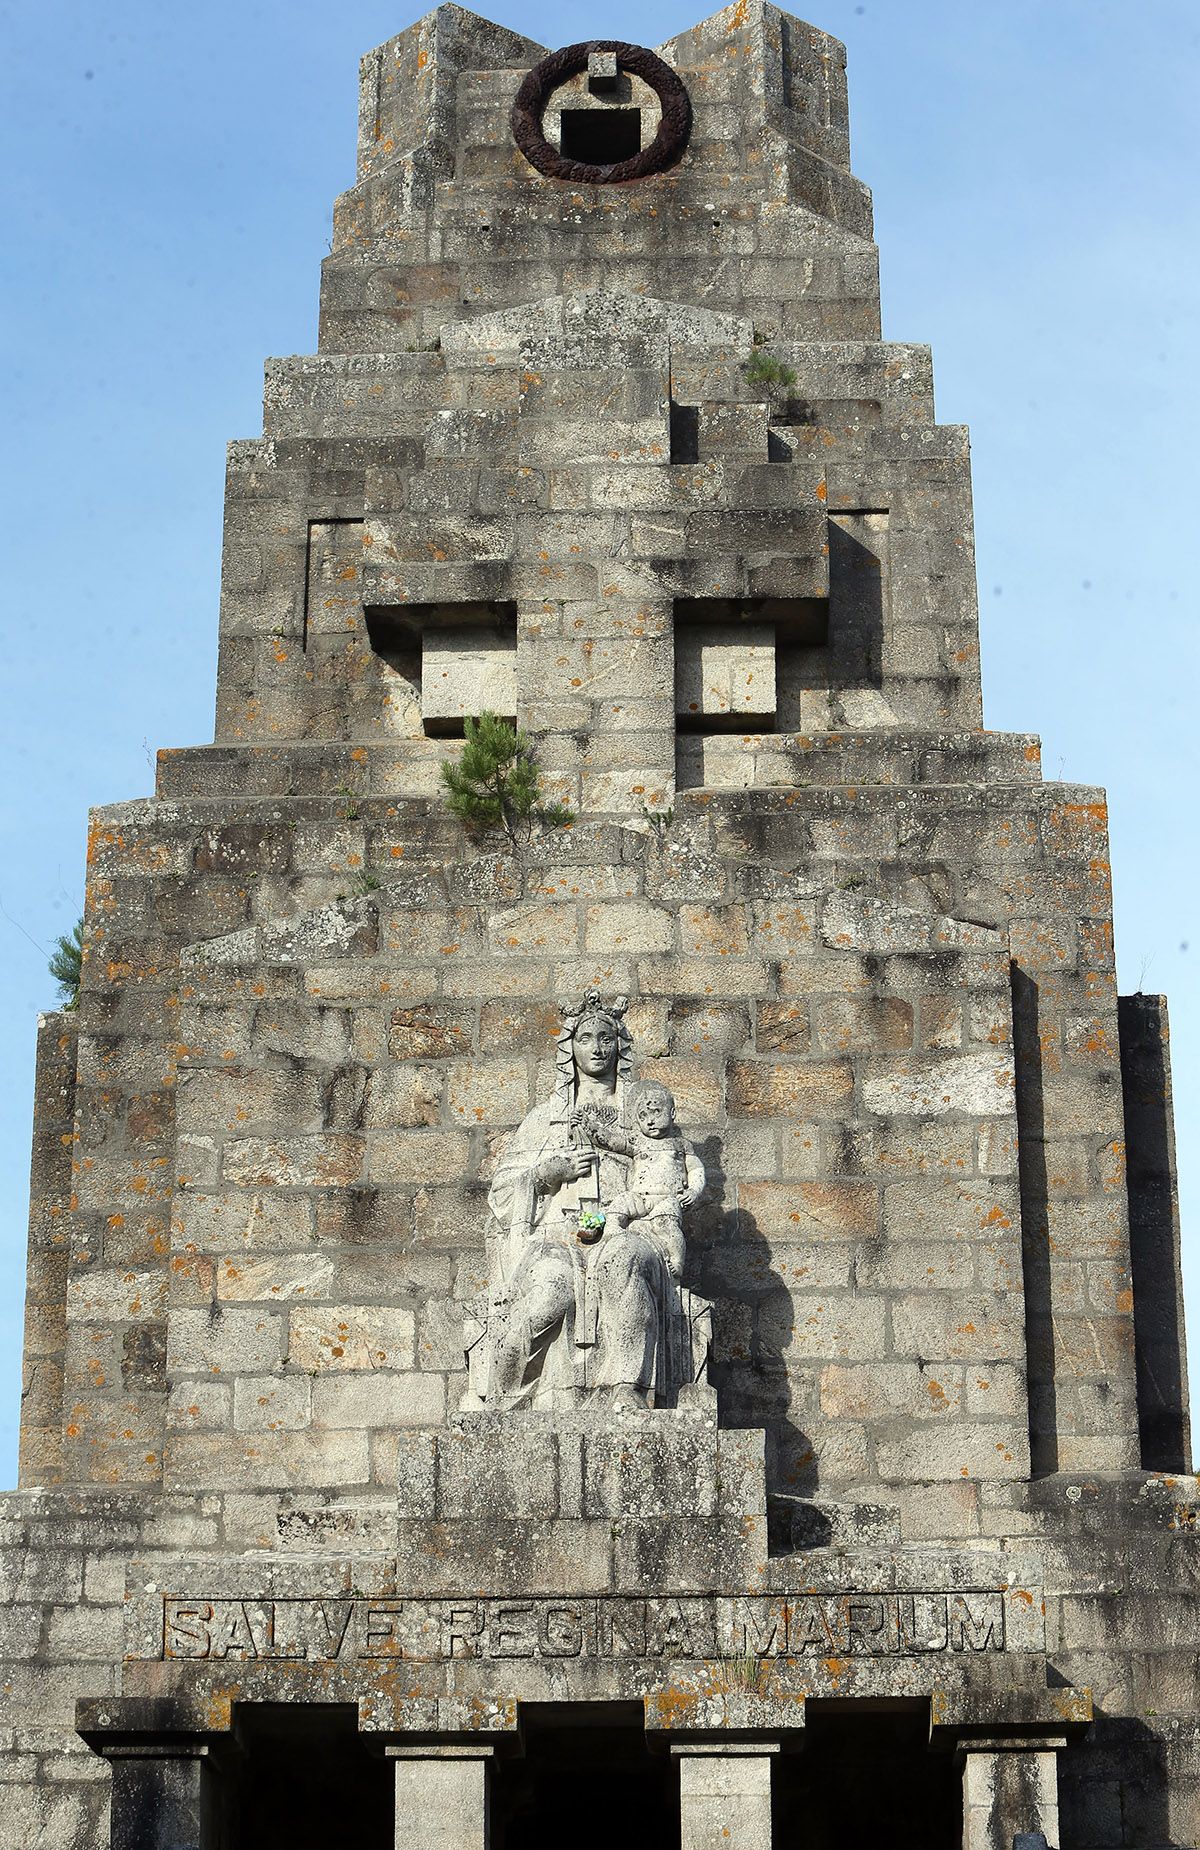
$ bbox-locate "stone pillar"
[387,1744,495,1850]
[672,1743,779,1850]
[78,1699,237,1850]
[959,1740,1063,1850]
[104,1742,213,1850]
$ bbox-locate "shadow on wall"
[688,1132,830,1552]
[1011,964,1059,1476]
[1119,992,1192,1473]
[1058,1715,1177,1850]
[775,513,888,730]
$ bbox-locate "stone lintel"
[645,1692,805,1747]
[955,1736,1069,1757]
[385,1743,500,1758]
[358,1695,523,1742]
[76,1693,234,1752]
[928,1684,1092,1749]
[95,1741,215,1762]
[670,1741,782,1756]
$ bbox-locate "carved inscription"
[159,1592,1006,1662]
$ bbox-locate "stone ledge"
[155,732,1044,801]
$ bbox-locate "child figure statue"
[583,1081,705,1283]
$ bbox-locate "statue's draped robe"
[485,1084,702,1407]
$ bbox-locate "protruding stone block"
[588,49,619,91]
[393,1413,767,1593]
[676,625,776,725]
[423,627,517,732]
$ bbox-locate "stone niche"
[545,63,665,165]
[364,601,518,735]
[676,620,777,727]
[673,597,831,733]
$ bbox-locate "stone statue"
[462,992,715,1412]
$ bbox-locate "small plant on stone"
[348,869,381,896]
[742,350,797,403]
[441,712,573,850]
[729,1653,774,1695]
[337,784,360,821]
[48,917,84,1011]
[640,802,675,839]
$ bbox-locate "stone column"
[959,1739,1063,1850]
[387,1743,496,1850]
[672,1742,779,1850]
[104,1742,213,1850]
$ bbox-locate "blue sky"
[1,0,1197,1486]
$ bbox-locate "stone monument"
[2,9,1195,1848]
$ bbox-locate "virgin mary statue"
[462,992,713,1412]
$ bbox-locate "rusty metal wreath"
[511,40,692,185]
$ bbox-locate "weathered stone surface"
[5,4,1193,1841]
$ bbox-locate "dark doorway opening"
[774,1703,960,1850]
[492,1703,674,1850]
[559,108,642,165]
[226,1704,392,1849]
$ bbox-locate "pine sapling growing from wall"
[742,347,798,418]
[48,918,84,1011]
[441,712,573,849]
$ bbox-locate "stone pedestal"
[673,1743,779,1850]
[395,1410,767,1593]
[959,1740,1062,1850]
[388,1744,495,1850]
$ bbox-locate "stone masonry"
[3,7,1197,1848]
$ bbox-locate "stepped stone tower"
[5,7,1196,1847]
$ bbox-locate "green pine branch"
[742,349,797,401]
[441,713,573,848]
[48,917,84,1010]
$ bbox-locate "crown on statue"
[554,989,635,1097]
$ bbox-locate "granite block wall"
[3,4,1195,1845]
